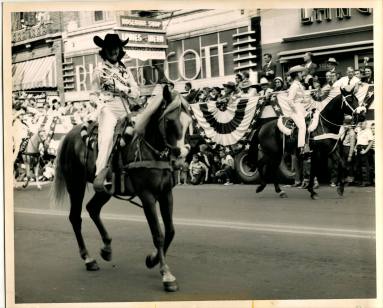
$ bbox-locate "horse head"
[339,87,365,123]
[156,85,192,159]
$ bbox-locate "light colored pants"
[96,99,129,176]
[289,104,306,148]
[95,93,164,176]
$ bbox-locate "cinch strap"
[125,160,172,170]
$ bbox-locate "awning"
[12,56,57,91]
[278,40,373,63]
[125,49,166,61]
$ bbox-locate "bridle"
[143,95,189,160]
[341,93,356,114]
[319,92,358,128]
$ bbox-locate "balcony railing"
[12,23,58,44]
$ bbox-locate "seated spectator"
[215,150,235,185]
[40,160,55,181]
[239,80,257,97]
[235,73,244,93]
[361,66,373,84]
[200,87,211,102]
[184,82,198,103]
[258,77,273,99]
[273,77,285,91]
[209,87,222,101]
[334,67,360,94]
[189,154,209,185]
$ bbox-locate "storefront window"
[94,11,104,22]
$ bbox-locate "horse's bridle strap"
[125,160,172,170]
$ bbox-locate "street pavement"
[13,183,376,303]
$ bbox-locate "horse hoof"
[100,248,112,261]
[145,254,158,269]
[85,259,100,271]
[256,185,265,193]
[163,280,179,292]
[279,191,288,198]
[311,193,319,200]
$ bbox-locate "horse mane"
[143,85,172,150]
[319,93,346,133]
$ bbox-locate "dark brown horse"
[249,88,362,199]
[53,86,191,292]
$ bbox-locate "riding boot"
[93,167,113,193]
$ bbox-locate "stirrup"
[94,168,113,193]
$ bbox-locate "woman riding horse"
[249,85,361,199]
[53,38,191,292]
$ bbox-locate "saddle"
[277,111,316,137]
[83,116,135,195]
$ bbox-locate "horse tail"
[52,136,69,206]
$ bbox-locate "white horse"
[20,127,47,190]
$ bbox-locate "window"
[94,11,104,22]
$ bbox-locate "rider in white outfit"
[90,33,165,192]
[90,34,140,191]
[286,65,308,154]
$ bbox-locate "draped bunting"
[187,83,375,153]
[188,96,261,149]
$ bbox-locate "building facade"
[260,8,373,79]
[11,11,65,104]
[11,8,374,104]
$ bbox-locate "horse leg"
[34,159,41,190]
[68,183,99,271]
[146,190,175,268]
[85,192,112,261]
[256,160,267,193]
[274,179,287,198]
[140,191,178,292]
[335,151,345,197]
[22,155,30,188]
[307,151,318,200]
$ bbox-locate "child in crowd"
[189,154,209,185]
[354,118,374,186]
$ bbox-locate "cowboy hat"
[327,57,339,65]
[93,33,129,49]
[240,80,252,89]
[222,81,236,90]
[287,65,305,74]
[259,77,269,85]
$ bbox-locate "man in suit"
[303,52,317,75]
[261,53,276,81]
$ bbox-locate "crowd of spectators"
[13,52,375,188]
[177,144,236,186]
[177,53,375,187]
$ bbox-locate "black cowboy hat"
[93,33,129,49]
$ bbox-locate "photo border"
[3,1,382,307]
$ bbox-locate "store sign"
[164,43,227,82]
[12,23,55,43]
[119,31,166,45]
[120,16,162,29]
[301,8,372,24]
